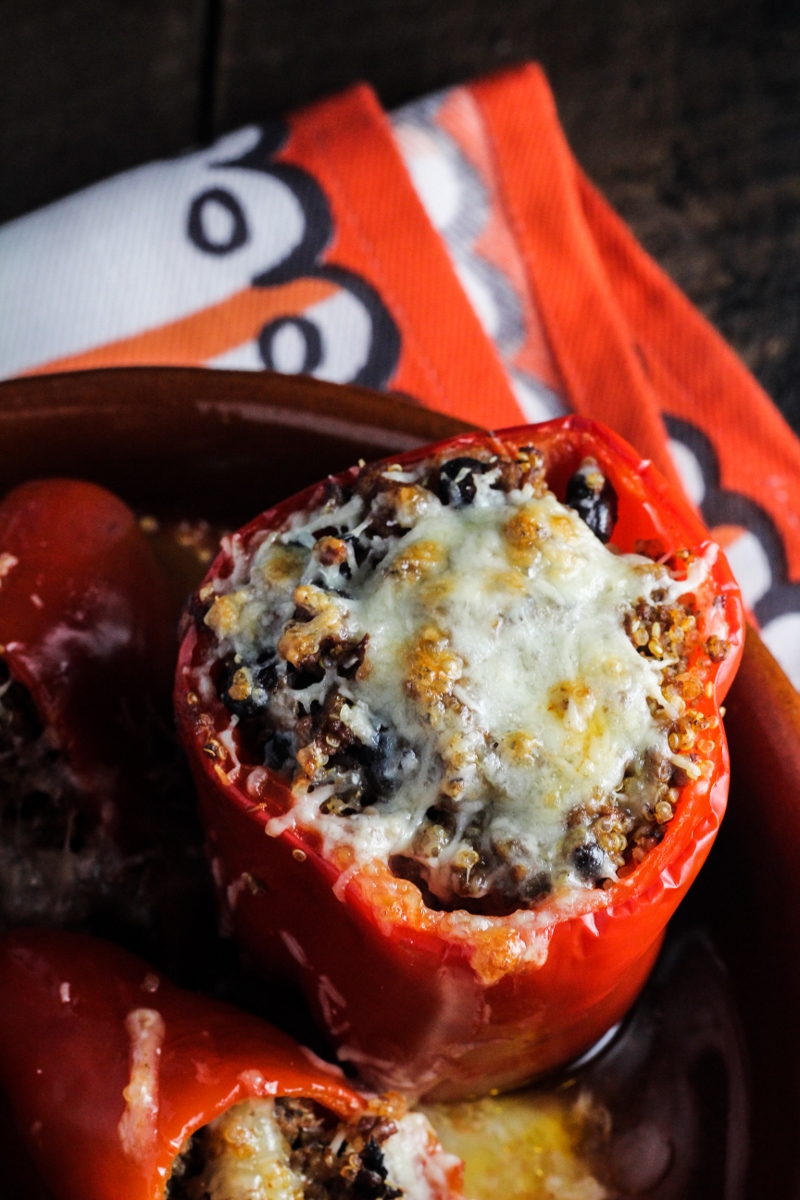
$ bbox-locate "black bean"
[252,651,279,693]
[339,729,410,804]
[264,732,293,771]
[354,1139,402,1200]
[572,841,606,879]
[437,456,490,505]
[360,1139,388,1179]
[565,460,618,543]
[253,667,278,695]
[356,728,415,797]
[425,805,451,826]
[286,662,324,689]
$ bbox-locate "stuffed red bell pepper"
[0,928,464,1200]
[175,417,744,1099]
[0,479,174,929]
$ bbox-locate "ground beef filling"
[201,447,729,917]
[167,1095,414,1200]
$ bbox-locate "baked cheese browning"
[166,1094,455,1200]
[199,447,730,916]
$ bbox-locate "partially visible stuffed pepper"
[0,480,179,933]
[175,417,744,1099]
[0,928,464,1200]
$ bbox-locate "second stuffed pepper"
[0,929,463,1200]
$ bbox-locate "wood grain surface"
[0,0,208,224]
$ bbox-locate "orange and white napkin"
[1,64,798,682]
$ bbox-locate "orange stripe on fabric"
[575,169,800,578]
[281,85,522,430]
[29,280,337,374]
[711,525,748,551]
[435,88,563,396]
[470,65,682,489]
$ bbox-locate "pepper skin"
[0,929,463,1200]
[175,417,744,1101]
[0,478,172,826]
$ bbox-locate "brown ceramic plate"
[0,366,797,1198]
[0,367,475,520]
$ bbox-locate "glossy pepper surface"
[0,478,171,823]
[0,928,436,1200]
[175,417,744,1100]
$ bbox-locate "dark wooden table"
[1,0,797,430]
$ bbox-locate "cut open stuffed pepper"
[175,417,743,1099]
[0,929,463,1200]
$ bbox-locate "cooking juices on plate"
[176,418,743,1099]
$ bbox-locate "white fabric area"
[0,101,796,686]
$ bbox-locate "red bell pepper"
[0,479,211,963]
[0,478,172,826]
[175,417,744,1100]
[0,928,464,1200]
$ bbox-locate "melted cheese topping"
[187,1099,303,1200]
[339,496,671,861]
[118,1007,165,1164]
[205,458,709,909]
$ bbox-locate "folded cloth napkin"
[1,63,798,683]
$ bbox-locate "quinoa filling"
[167,1094,452,1200]
[199,447,729,916]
